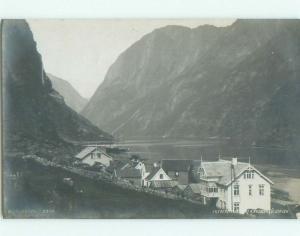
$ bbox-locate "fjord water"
[115,138,299,164]
[115,138,300,203]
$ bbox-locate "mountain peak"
[3,19,113,157]
[47,73,88,113]
[83,19,300,147]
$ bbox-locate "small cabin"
[144,167,172,187]
[75,146,113,167]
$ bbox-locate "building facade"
[144,167,172,187]
[75,146,113,167]
[193,158,273,214]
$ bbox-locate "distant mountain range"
[2,20,113,158]
[83,19,300,148]
[47,73,88,113]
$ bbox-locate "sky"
[28,19,235,99]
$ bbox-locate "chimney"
[232,158,238,166]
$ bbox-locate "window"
[259,184,264,196]
[248,185,252,196]
[175,171,179,177]
[97,153,101,158]
[198,167,205,177]
[244,170,255,179]
[233,202,240,213]
[208,187,218,193]
[91,153,94,159]
[159,174,164,179]
[233,185,239,196]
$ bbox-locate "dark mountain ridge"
[47,73,88,113]
[82,19,300,148]
[2,20,113,158]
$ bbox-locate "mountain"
[2,20,113,159]
[82,19,300,147]
[47,73,88,112]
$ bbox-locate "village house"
[144,167,175,189]
[191,158,273,214]
[183,183,205,203]
[161,160,193,185]
[75,146,113,167]
[108,158,149,187]
[119,167,143,186]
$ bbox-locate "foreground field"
[2,158,224,218]
[3,156,293,219]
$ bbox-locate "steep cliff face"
[2,20,112,157]
[47,73,88,113]
[83,20,300,147]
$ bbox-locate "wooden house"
[109,158,149,187]
[191,158,273,214]
[161,160,193,184]
[144,167,172,187]
[75,146,113,167]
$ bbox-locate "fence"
[23,155,204,205]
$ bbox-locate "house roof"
[75,146,97,159]
[106,159,126,173]
[194,159,273,186]
[150,180,177,189]
[119,167,142,178]
[145,167,161,180]
[188,183,202,194]
[144,162,156,173]
[161,160,193,172]
[173,184,187,191]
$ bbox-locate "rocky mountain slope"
[47,73,88,112]
[82,19,300,147]
[2,20,113,158]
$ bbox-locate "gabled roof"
[203,160,248,185]
[228,164,274,185]
[150,180,177,189]
[194,159,273,186]
[145,167,161,180]
[188,184,202,194]
[144,162,156,173]
[161,160,193,172]
[75,146,97,159]
[106,159,128,173]
[101,152,113,160]
[173,184,187,191]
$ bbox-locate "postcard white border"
[1,0,300,236]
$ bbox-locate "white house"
[193,158,273,214]
[75,146,113,167]
[144,167,172,187]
